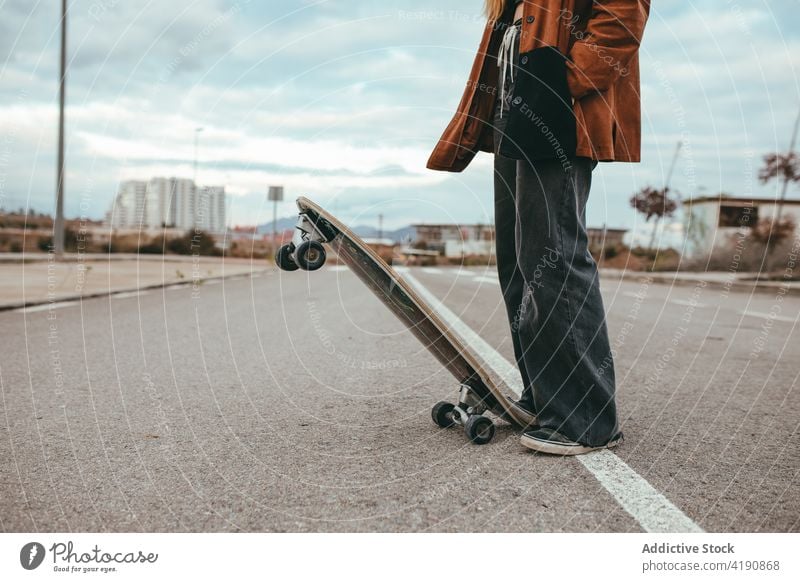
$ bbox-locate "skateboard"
[275,196,529,444]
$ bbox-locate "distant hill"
[256,216,415,243]
[351,225,415,243]
[255,217,297,234]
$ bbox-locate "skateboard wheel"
[295,240,326,271]
[465,415,495,445]
[275,243,299,271]
[431,401,456,428]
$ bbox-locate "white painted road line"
[623,291,646,299]
[578,453,703,533]
[404,272,521,394]
[404,272,704,534]
[15,300,80,314]
[739,310,797,324]
[471,275,500,285]
[670,299,707,308]
[112,291,151,300]
[421,267,443,275]
[457,269,486,278]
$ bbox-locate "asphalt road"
[1,266,798,532]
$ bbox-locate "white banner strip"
[1,533,797,580]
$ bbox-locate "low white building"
[683,195,800,256]
[412,222,627,258]
[444,239,495,258]
[412,223,494,257]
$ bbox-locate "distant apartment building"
[107,177,226,234]
[197,186,226,234]
[111,180,148,230]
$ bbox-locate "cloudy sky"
[1,0,799,241]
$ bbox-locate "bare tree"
[760,106,800,238]
[749,215,795,246]
[630,186,678,251]
[757,150,799,257]
[759,152,800,185]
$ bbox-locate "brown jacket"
[426,0,650,171]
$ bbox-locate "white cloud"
[1,0,799,234]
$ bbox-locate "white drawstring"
[497,22,520,118]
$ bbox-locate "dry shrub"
[685,229,800,275]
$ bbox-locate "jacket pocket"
[497,46,577,163]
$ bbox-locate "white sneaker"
[520,427,623,456]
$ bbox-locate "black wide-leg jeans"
[493,154,620,446]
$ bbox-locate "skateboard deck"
[275,196,529,444]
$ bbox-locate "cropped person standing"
[426,0,650,455]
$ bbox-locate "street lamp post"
[54,0,68,256]
[268,186,284,246]
[193,127,204,184]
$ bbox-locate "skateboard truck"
[431,382,496,445]
[275,209,335,272]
